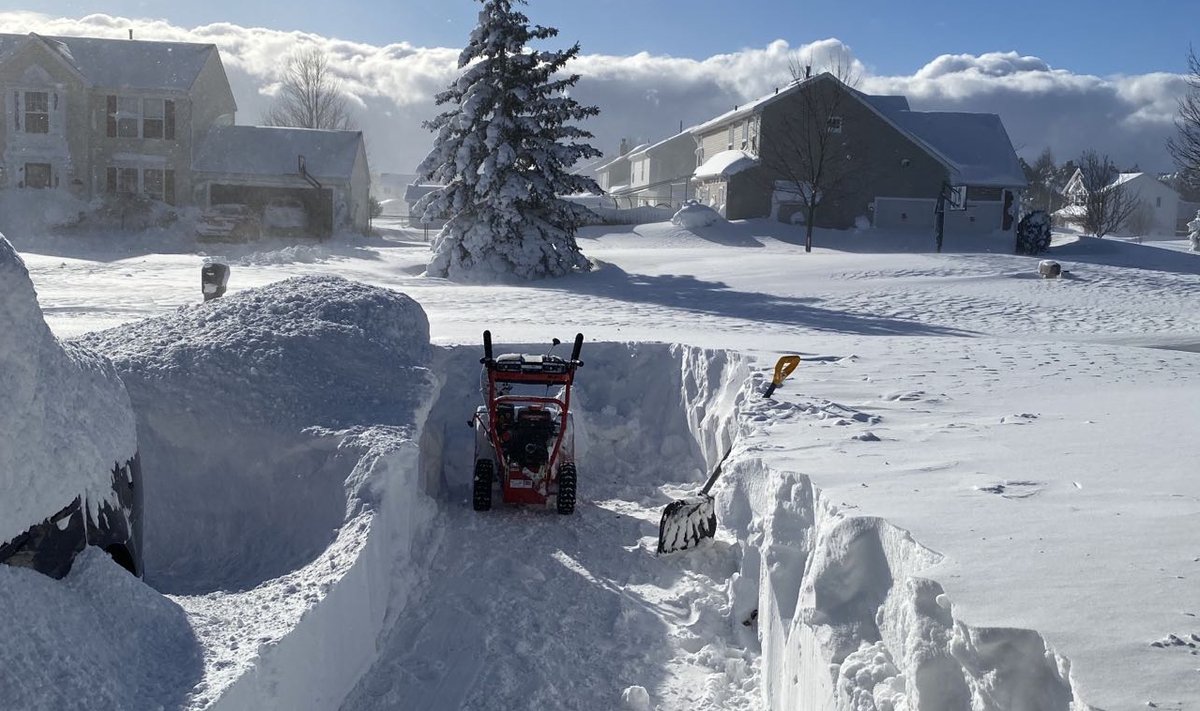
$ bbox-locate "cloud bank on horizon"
[3,12,1187,176]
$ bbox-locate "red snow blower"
[471,330,584,514]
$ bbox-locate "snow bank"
[0,548,202,710]
[0,234,136,544]
[77,275,439,708]
[721,449,1083,708]
[672,203,722,229]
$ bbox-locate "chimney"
[618,137,629,155]
[805,65,811,78]
[128,29,134,40]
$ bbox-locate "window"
[740,121,749,149]
[24,91,48,134]
[826,116,843,134]
[106,96,175,139]
[143,99,165,139]
[1156,196,1162,208]
[143,168,164,201]
[727,125,735,150]
[117,97,140,138]
[24,163,51,189]
[697,147,704,167]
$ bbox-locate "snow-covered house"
[592,139,646,196]
[192,126,371,234]
[1059,170,1180,237]
[688,73,1027,235]
[0,32,235,203]
[623,132,697,208]
[0,32,371,234]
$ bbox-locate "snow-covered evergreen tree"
[416,0,602,281]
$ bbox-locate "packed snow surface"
[7,217,1200,709]
[0,235,136,544]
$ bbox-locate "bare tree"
[1168,47,1200,186]
[263,47,355,130]
[760,54,860,252]
[1076,150,1141,237]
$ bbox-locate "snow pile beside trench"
[0,234,136,544]
[77,275,438,709]
[722,456,1083,709]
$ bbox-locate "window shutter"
[106,167,117,194]
[165,170,176,205]
[164,100,175,140]
[106,95,117,138]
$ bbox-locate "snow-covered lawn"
[5,218,1200,709]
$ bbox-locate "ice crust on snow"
[0,234,136,544]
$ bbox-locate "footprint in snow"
[1149,633,1200,650]
[1000,413,1039,424]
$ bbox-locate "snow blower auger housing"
[471,331,584,514]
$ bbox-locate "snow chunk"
[693,149,758,180]
[621,685,651,709]
[0,235,136,544]
[672,202,722,229]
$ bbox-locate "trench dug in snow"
[126,332,1082,708]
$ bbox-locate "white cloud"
[2,12,1188,174]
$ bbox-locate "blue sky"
[6,0,1199,76]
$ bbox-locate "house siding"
[0,41,90,194]
[755,79,948,228]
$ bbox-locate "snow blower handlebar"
[482,330,494,364]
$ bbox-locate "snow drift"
[0,234,137,545]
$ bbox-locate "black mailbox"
[202,262,230,301]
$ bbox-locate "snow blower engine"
[471,330,584,514]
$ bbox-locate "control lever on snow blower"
[570,332,584,364]
[482,329,494,365]
[762,355,801,398]
[656,445,734,554]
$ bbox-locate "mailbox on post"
[202,262,230,301]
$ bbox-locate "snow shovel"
[656,446,734,554]
[762,355,801,398]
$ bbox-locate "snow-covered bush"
[671,202,721,229]
[1188,210,1200,252]
[1015,210,1052,255]
[415,0,602,281]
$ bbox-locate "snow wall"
[0,234,137,544]
[720,391,1086,708]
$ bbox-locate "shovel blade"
[657,494,717,554]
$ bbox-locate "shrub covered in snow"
[415,0,602,281]
[671,202,722,229]
[1188,210,1200,252]
[1015,210,1053,255]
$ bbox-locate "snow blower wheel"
[556,463,577,515]
[471,330,584,513]
[473,459,493,511]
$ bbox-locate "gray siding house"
[0,32,369,234]
[624,132,697,208]
[689,73,1026,235]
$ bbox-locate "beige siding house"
[623,131,697,208]
[0,32,370,234]
[688,73,1026,236]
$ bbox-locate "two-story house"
[623,131,697,208]
[1059,169,1180,237]
[688,73,1026,236]
[0,32,370,234]
[0,32,234,204]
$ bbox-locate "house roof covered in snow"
[884,110,1027,187]
[627,132,693,160]
[594,144,649,174]
[193,126,364,180]
[0,33,218,91]
[404,183,442,203]
[694,150,758,180]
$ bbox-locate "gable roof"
[884,110,1026,187]
[0,33,217,91]
[688,72,1025,188]
[193,126,364,180]
[593,143,648,174]
[627,131,693,160]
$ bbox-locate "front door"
[24,163,51,189]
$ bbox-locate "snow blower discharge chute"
[471,330,584,515]
[657,355,801,554]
